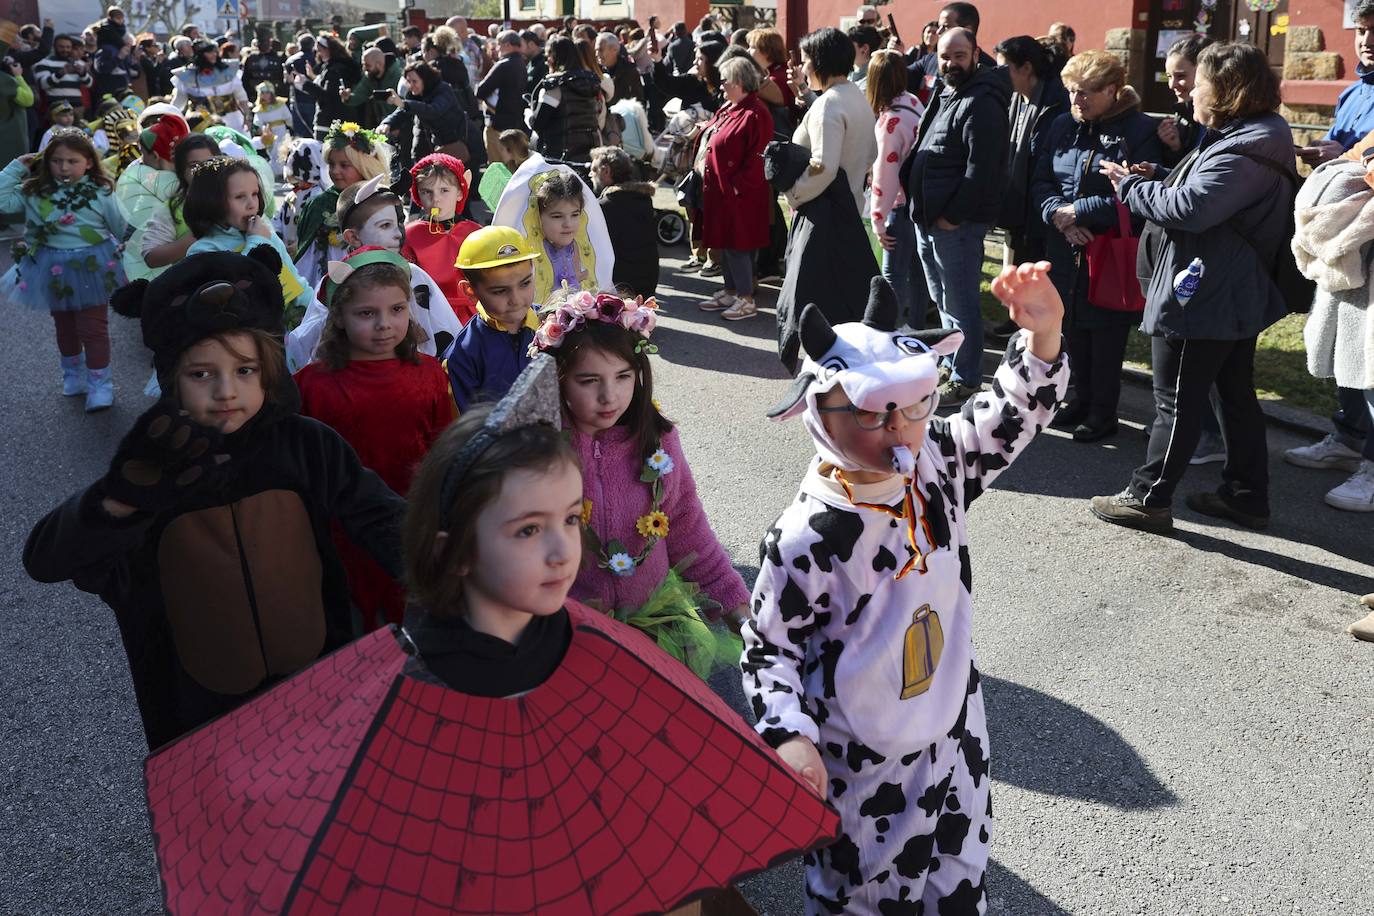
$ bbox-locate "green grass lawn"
[860,223,1336,416]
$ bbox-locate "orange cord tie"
[834,471,937,578]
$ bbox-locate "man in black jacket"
[477,30,528,133]
[903,27,1010,398]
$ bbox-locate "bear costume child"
[23,249,406,750]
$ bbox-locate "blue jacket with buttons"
[443,305,537,413]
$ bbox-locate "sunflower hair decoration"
[324,120,386,155]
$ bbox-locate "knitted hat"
[110,249,286,387]
[140,113,189,161]
[408,152,471,212]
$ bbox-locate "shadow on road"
[988,858,1074,916]
[1168,526,1373,596]
[985,675,1177,811]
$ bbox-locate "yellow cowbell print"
[901,604,944,699]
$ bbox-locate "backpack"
[1237,153,1316,315]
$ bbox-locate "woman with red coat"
[697,55,774,322]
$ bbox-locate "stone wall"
[1104,27,1147,97]
[1283,25,1341,81]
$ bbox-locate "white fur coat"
[1292,158,1374,390]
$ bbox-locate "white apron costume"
[740,278,1070,915]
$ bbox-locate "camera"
[372,89,391,100]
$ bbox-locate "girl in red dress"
[295,247,456,629]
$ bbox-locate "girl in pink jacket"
[532,288,750,676]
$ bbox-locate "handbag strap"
[1115,199,1133,238]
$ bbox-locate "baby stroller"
[649,101,710,248]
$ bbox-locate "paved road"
[1,247,1371,915]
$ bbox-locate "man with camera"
[33,33,92,116]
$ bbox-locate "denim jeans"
[1333,386,1374,460]
[881,208,929,329]
[915,220,990,386]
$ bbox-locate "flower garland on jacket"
[531,290,666,578]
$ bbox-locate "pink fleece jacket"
[870,91,924,229]
[569,424,749,617]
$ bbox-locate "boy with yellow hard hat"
[444,225,543,413]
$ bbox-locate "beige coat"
[786,78,877,214]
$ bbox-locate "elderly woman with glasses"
[697,54,774,321]
[1031,50,1162,443]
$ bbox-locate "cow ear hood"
[767,279,963,471]
[861,274,899,332]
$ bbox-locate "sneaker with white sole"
[699,292,736,312]
[1284,434,1364,472]
[1324,460,1374,512]
[721,298,757,321]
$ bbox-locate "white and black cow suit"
[741,277,1069,915]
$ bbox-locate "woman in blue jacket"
[1031,50,1162,442]
[1092,42,1296,532]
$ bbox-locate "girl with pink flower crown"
[0,130,128,412]
[533,288,750,679]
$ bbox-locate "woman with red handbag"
[1031,51,1162,441]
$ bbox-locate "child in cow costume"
[741,265,1069,915]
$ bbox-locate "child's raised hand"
[991,261,1065,361]
[101,401,228,516]
[245,214,271,239]
[776,735,826,797]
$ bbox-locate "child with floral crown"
[294,120,391,288]
[251,82,292,181]
[401,152,482,324]
[286,176,464,371]
[295,247,454,630]
[740,268,1069,915]
[533,287,749,678]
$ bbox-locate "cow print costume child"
[741,269,1068,914]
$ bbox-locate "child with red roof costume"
[401,152,482,325]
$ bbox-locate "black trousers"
[1067,324,1131,423]
[1130,336,1269,512]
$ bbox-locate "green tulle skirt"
[607,566,742,681]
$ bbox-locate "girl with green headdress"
[293,119,391,288]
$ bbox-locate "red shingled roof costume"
[402,153,481,326]
[145,600,839,914]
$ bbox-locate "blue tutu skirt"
[0,240,127,313]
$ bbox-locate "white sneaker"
[1285,434,1364,472]
[1325,460,1374,512]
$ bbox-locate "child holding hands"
[295,248,455,629]
[740,267,1069,915]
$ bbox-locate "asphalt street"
[1,245,1371,916]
